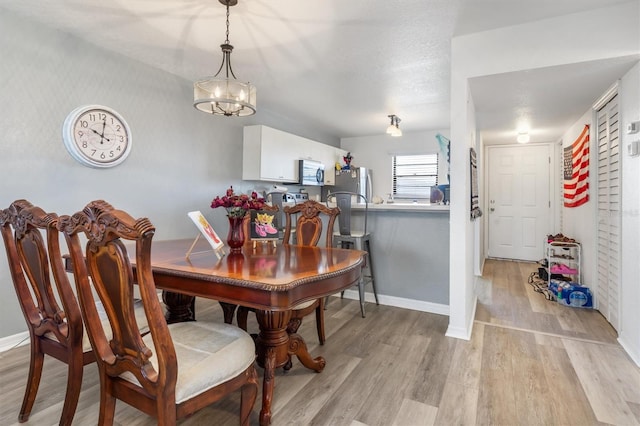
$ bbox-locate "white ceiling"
[2,0,638,143]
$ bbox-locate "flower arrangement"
[211,186,265,219]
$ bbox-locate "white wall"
[340,129,450,199]
[618,63,640,365]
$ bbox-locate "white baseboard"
[618,335,640,368]
[0,331,29,353]
[336,289,450,316]
[444,293,478,341]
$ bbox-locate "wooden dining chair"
[282,200,340,346]
[59,200,259,425]
[0,200,92,425]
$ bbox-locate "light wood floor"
[1,259,639,425]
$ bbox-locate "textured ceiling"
[1,0,637,143]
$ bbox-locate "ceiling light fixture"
[386,115,402,137]
[193,0,256,117]
[517,131,530,143]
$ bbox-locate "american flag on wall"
[563,124,590,208]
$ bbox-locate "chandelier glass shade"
[193,0,256,117]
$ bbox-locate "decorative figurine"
[343,152,353,170]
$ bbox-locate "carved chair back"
[282,200,340,247]
[0,199,91,425]
[58,200,258,425]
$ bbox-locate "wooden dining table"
[145,238,366,425]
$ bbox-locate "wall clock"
[62,105,132,168]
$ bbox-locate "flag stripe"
[564,124,590,208]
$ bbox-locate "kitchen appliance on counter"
[284,192,309,203]
[299,159,324,186]
[322,167,372,202]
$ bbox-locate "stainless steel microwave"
[299,160,324,186]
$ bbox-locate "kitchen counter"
[319,202,450,313]
[326,202,450,212]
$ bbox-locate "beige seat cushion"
[121,321,255,404]
[292,299,317,310]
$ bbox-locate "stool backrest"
[265,192,289,232]
[326,191,368,236]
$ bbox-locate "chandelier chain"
[225,3,230,44]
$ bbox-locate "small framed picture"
[187,211,224,250]
[249,210,279,241]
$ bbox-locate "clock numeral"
[80,120,89,128]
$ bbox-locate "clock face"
[62,105,132,168]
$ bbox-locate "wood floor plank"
[563,339,640,425]
[509,329,555,425]
[355,334,432,426]
[433,380,478,426]
[272,352,361,425]
[311,342,400,426]
[445,321,484,389]
[476,326,517,426]
[537,342,601,426]
[391,398,437,426]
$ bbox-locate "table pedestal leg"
[254,310,325,425]
[218,302,237,324]
[161,291,195,323]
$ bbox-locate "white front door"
[488,144,551,261]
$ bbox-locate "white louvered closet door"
[596,94,621,331]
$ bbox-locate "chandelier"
[386,114,402,137]
[193,0,256,116]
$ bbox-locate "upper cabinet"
[242,126,299,183]
[242,125,347,185]
[316,146,347,186]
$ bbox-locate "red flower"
[211,186,265,218]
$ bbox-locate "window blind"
[392,154,438,198]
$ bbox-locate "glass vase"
[226,215,245,253]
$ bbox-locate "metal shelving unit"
[546,241,581,286]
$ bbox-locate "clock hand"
[90,128,112,144]
[91,128,104,139]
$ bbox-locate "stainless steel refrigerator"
[322,167,372,202]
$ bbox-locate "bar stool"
[326,191,379,317]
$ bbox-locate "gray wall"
[0,8,337,338]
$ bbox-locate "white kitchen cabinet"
[243,125,347,186]
[317,146,347,186]
[242,125,299,183]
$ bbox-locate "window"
[392,154,438,199]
